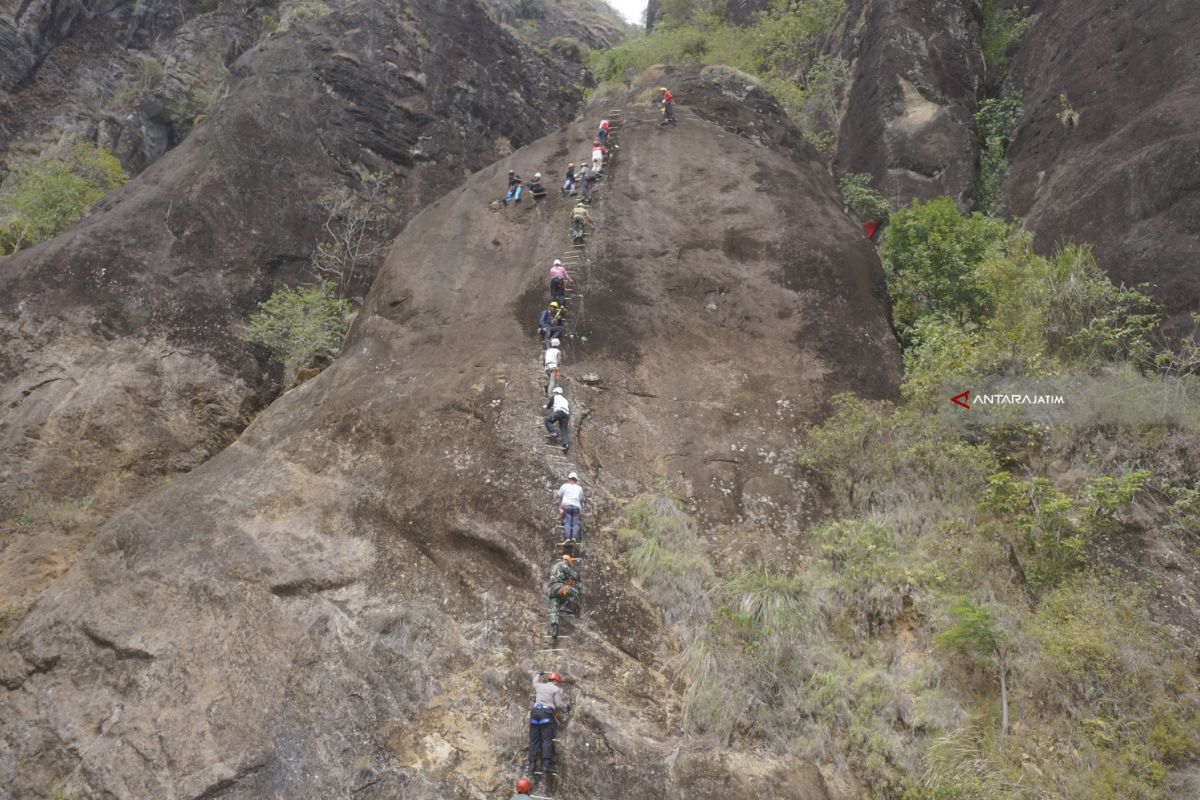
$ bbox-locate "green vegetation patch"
[240,283,352,383]
[0,140,127,255]
[589,0,847,155]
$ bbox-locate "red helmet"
[547,671,562,683]
[593,139,600,146]
[516,778,533,792]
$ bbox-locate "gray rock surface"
[833,0,984,209]
[0,0,584,630]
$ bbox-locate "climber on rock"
[529,670,568,775]
[548,555,579,640]
[570,203,591,243]
[590,140,607,174]
[581,166,597,203]
[659,87,674,124]
[503,170,524,205]
[562,162,577,195]
[538,301,566,347]
[598,118,610,147]
[511,777,534,799]
[528,172,547,199]
[544,338,561,395]
[549,258,571,302]
[557,471,583,544]
[545,387,570,452]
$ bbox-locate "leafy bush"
[981,2,1036,94]
[838,172,890,221]
[0,140,127,254]
[881,197,1014,343]
[983,469,1147,592]
[240,282,352,382]
[168,89,213,140]
[974,93,1022,213]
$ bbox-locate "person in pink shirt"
[549,259,571,302]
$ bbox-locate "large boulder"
[0,67,898,799]
[1000,0,1200,331]
[0,0,581,623]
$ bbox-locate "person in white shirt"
[544,338,561,394]
[544,387,570,452]
[556,472,584,542]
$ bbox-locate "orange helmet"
[516,778,533,792]
[562,554,574,565]
[547,672,562,683]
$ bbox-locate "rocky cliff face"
[488,0,630,50]
[0,67,900,799]
[0,0,583,632]
[833,0,984,209]
[1000,0,1200,331]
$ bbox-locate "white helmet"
[568,471,578,480]
[553,387,564,395]
[534,172,542,180]
[550,338,560,347]
[553,259,562,266]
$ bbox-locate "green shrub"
[838,172,890,221]
[168,89,213,140]
[974,93,1022,213]
[881,197,1014,343]
[240,282,352,382]
[0,140,127,254]
[198,0,219,13]
[981,2,1036,94]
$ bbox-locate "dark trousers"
[562,507,581,541]
[545,411,569,447]
[529,718,556,771]
[550,277,565,301]
[598,128,608,146]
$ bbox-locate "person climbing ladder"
[528,670,568,775]
[549,259,571,302]
[543,338,561,395]
[545,387,570,452]
[556,471,583,544]
[570,203,590,243]
[538,301,565,347]
[547,556,579,640]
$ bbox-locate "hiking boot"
[560,604,576,616]
[550,622,559,639]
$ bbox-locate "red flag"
[862,220,879,239]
